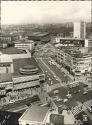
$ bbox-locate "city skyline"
[1,1,91,25]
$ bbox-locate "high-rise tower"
[73,22,86,39]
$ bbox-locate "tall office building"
[73,22,86,39]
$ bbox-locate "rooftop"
[62,110,75,124]
[19,105,49,123]
[0,47,27,54]
[13,57,43,77]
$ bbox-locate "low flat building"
[62,110,75,125]
[19,105,49,125]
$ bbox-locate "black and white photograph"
[0,1,92,125]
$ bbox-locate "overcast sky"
[1,1,91,25]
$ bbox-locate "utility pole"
[91,0,92,31]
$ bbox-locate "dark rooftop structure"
[50,114,64,125]
[27,32,50,43]
[0,110,22,125]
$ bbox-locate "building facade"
[14,40,34,50]
[56,48,92,74]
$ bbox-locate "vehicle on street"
[57,97,63,102]
[74,91,79,94]
[51,81,53,85]
[82,115,88,124]
[87,106,92,113]
[83,91,88,95]
[66,94,72,98]
[54,90,59,94]
[52,96,58,101]
[63,99,68,103]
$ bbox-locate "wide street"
[35,54,92,124]
[35,57,72,87]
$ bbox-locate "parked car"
[87,106,92,113]
[83,91,88,95]
[54,90,59,94]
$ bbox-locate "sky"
[1,1,91,25]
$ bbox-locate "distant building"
[27,32,50,43]
[73,22,86,39]
[54,37,85,47]
[0,34,12,42]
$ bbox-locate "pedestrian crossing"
[71,105,83,116]
[83,100,92,108]
[71,100,92,116]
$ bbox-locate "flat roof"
[0,47,26,54]
[19,105,49,123]
[13,57,43,77]
[62,110,75,124]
